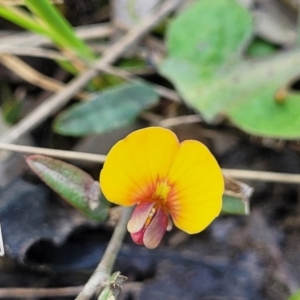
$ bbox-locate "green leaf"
[26,155,108,221]
[222,194,249,215]
[164,51,300,138]
[289,290,300,300]
[0,6,51,36]
[53,83,159,136]
[247,39,276,58]
[160,0,300,139]
[165,0,252,78]
[2,100,22,124]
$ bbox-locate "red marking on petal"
[130,229,145,245]
[127,202,155,233]
[143,208,168,249]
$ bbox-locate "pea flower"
[100,127,224,249]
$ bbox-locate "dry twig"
[0,0,63,4]
[0,143,106,162]
[222,169,300,185]
[0,24,112,48]
[100,65,181,102]
[0,286,82,298]
[0,54,88,99]
[0,46,65,60]
[159,115,202,127]
[1,143,300,185]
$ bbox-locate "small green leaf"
[222,194,249,215]
[247,39,276,58]
[53,83,159,136]
[2,100,22,124]
[26,155,108,221]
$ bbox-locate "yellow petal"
[100,127,179,206]
[166,140,224,234]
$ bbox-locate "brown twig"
[158,115,202,127]
[0,286,82,298]
[1,143,300,185]
[222,169,300,184]
[0,46,65,60]
[0,54,89,100]
[0,0,63,4]
[0,49,180,102]
[99,65,181,103]
[0,0,184,144]
[0,23,112,48]
[0,143,106,162]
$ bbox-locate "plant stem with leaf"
[75,207,133,300]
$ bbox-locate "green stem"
[0,6,50,36]
[75,207,133,300]
[24,0,95,59]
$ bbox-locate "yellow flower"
[100,127,224,249]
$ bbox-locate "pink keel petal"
[127,202,155,233]
[131,230,145,245]
[143,208,168,249]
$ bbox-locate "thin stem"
[0,286,82,298]
[0,54,88,99]
[99,65,181,103]
[0,143,106,162]
[0,46,65,60]
[0,0,63,4]
[0,23,112,48]
[2,143,300,184]
[158,115,202,127]
[75,207,133,300]
[0,223,4,256]
[222,169,300,184]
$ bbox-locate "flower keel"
[128,202,168,249]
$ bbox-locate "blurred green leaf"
[247,39,276,58]
[222,194,248,215]
[53,83,159,136]
[26,155,108,221]
[118,57,147,70]
[0,83,22,124]
[289,290,300,300]
[165,0,252,77]
[159,0,300,139]
[2,100,22,124]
